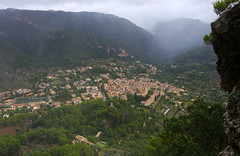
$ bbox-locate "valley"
[0,59,187,117]
[0,55,227,119]
[0,55,227,155]
[0,7,230,156]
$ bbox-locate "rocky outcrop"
[211,2,240,156]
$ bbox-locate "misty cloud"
[0,0,218,29]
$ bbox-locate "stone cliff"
[211,2,240,155]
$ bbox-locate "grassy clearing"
[96,142,107,148]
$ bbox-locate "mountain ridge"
[0,9,156,66]
[0,9,214,91]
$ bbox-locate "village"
[0,60,187,118]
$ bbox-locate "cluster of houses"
[0,88,31,101]
[0,60,187,117]
[0,88,33,111]
[0,96,49,113]
[103,77,186,106]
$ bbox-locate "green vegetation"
[0,96,227,155]
[203,32,213,44]
[0,135,21,156]
[213,0,239,15]
[148,100,227,156]
[52,89,72,102]
[19,128,74,146]
[30,143,94,156]
[0,113,39,128]
[33,98,159,152]
[96,142,107,148]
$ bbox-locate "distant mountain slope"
[172,45,217,65]
[0,9,156,68]
[151,18,211,57]
[0,9,164,91]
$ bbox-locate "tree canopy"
[31,143,94,156]
[148,100,227,156]
[0,135,21,156]
[213,0,239,15]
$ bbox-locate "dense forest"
[0,97,226,155]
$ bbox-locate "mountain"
[0,9,156,68]
[0,9,161,90]
[151,18,211,57]
[0,9,213,91]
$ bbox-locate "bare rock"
[211,2,240,156]
[211,2,240,93]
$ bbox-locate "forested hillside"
[0,9,155,64]
[0,9,161,91]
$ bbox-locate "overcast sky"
[0,0,217,30]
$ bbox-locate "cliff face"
[211,2,240,155]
